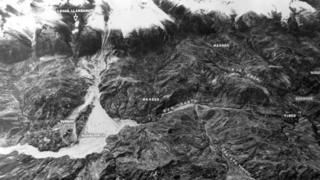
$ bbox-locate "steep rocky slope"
[1,0,320,180]
[97,14,320,179]
[0,55,92,150]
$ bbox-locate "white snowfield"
[0,0,316,38]
[0,0,63,41]
[104,0,173,36]
[88,0,315,35]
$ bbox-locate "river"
[0,54,137,159]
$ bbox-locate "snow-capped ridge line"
[87,0,173,37]
[157,0,316,21]
[0,0,318,49]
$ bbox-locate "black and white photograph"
[0,0,320,179]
